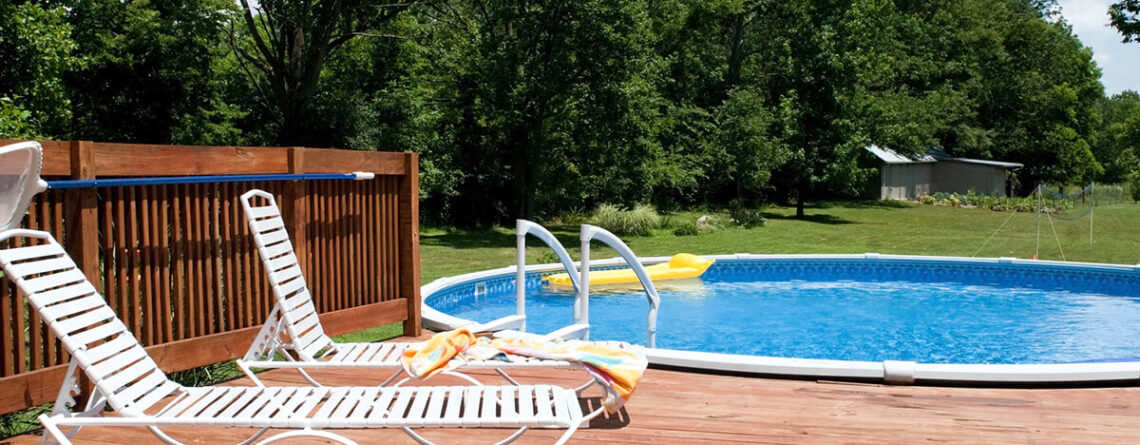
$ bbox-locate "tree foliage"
[3,0,1137,223]
[0,3,77,137]
[1110,0,1140,42]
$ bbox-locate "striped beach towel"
[401,329,646,412]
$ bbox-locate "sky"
[1057,0,1140,96]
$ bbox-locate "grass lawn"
[421,201,1140,283]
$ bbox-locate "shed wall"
[932,161,1008,196]
[880,163,933,200]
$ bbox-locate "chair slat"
[346,387,382,427]
[518,386,535,426]
[228,387,275,420]
[130,381,182,413]
[272,387,315,422]
[85,335,138,364]
[250,216,285,233]
[405,387,430,427]
[313,388,350,420]
[244,205,279,220]
[535,386,554,425]
[55,307,117,336]
[462,387,481,424]
[158,387,214,418]
[441,387,464,427]
[219,387,268,419]
[288,388,329,424]
[366,386,399,421]
[1,243,65,262]
[40,294,104,321]
[116,372,170,407]
[421,387,447,427]
[21,268,88,294]
[70,320,130,347]
[480,387,498,426]
[387,389,415,426]
[4,256,76,278]
[29,281,97,308]
[89,345,147,378]
[329,387,367,427]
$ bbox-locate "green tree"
[66,0,241,143]
[229,0,415,145]
[0,3,77,137]
[970,4,1103,189]
[759,0,870,217]
[1096,92,1140,183]
[1110,0,1140,41]
[422,0,664,223]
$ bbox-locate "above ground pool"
[423,254,1140,384]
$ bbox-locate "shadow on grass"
[809,200,915,210]
[420,226,581,249]
[762,212,855,225]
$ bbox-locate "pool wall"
[422,253,1140,385]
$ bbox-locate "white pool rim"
[421,253,1140,385]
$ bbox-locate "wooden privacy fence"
[0,140,421,415]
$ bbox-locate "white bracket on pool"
[580,224,661,348]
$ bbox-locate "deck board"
[6,350,1140,444]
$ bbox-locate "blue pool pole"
[46,172,375,189]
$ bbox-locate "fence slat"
[0,141,417,415]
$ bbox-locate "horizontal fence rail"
[0,140,421,415]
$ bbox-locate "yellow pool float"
[544,253,714,286]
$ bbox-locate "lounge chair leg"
[378,368,405,387]
[553,423,581,445]
[146,426,189,445]
[236,361,265,388]
[573,378,594,394]
[254,429,357,444]
[495,369,521,386]
[236,427,271,445]
[295,367,324,387]
[38,415,73,445]
[401,426,528,445]
[393,371,483,388]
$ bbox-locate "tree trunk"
[795,185,805,218]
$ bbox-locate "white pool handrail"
[516,219,582,333]
[579,224,660,348]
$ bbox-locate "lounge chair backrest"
[240,189,334,361]
[0,142,48,232]
[0,229,181,416]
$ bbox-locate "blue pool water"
[427,259,1140,364]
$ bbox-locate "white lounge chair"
[0,142,601,445]
[237,189,635,388]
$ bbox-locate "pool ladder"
[512,220,660,348]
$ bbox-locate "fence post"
[399,153,421,337]
[65,140,98,404]
[285,147,309,278]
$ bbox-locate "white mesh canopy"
[0,142,47,232]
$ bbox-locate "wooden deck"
[7,354,1140,444]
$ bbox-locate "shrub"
[673,220,699,236]
[590,203,662,236]
[537,251,562,264]
[730,207,767,228]
[1131,170,1140,202]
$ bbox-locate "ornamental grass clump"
[591,203,662,236]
